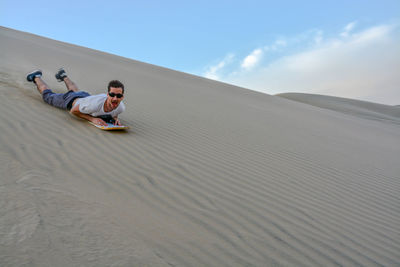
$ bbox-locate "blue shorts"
[42,89,91,110]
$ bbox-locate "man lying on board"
[26,68,125,126]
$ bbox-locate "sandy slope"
[277,93,400,125]
[1,26,399,266]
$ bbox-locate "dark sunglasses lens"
[109,93,123,98]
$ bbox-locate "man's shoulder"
[82,94,107,103]
[118,101,126,112]
[90,93,107,99]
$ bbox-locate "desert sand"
[1,26,399,266]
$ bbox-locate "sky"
[1,0,399,105]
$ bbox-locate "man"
[26,68,125,126]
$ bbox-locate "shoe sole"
[26,69,42,82]
[55,67,66,82]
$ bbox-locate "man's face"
[107,87,124,110]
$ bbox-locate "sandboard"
[89,122,129,131]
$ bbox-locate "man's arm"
[70,104,107,126]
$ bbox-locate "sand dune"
[277,93,400,125]
[1,26,400,266]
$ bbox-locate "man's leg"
[63,77,79,92]
[55,68,79,92]
[33,76,68,109]
[27,70,73,109]
[34,77,50,95]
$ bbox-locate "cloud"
[240,40,288,70]
[313,30,324,45]
[241,48,263,70]
[265,39,287,51]
[341,21,357,37]
[203,54,234,80]
[202,22,400,105]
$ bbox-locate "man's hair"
[108,80,124,93]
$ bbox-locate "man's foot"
[55,68,67,82]
[26,70,42,83]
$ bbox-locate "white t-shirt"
[74,94,125,117]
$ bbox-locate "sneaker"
[55,68,67,82]
[26,69,42,83]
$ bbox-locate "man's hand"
[113,117,122,126]
[92,117,107,126]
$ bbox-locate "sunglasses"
[108,92,124,98]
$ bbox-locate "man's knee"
[42,89,54,105]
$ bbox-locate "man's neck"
[103,99,112,113]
